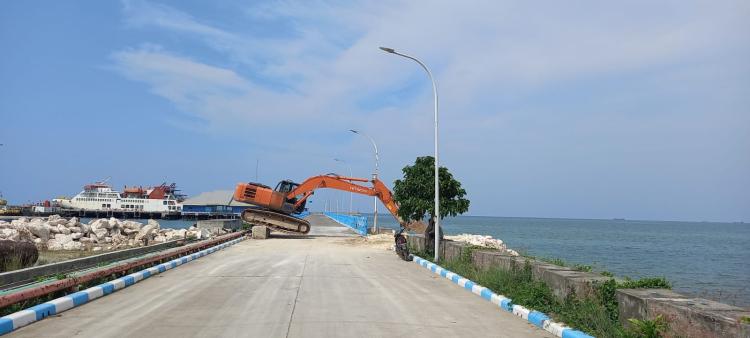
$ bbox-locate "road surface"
[9,217,552,338]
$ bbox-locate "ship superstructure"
[53,181,184,213]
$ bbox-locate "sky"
[1,1,748,222]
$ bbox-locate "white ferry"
[53,181,184,213]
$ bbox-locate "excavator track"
[241,208,311,235]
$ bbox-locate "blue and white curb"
[412,256,594,338]
[0,236,246,336]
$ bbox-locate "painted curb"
[0,236,246,336]
[412,256,594,338]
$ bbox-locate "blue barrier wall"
[323,212,368,236]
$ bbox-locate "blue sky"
[1,1,748,222]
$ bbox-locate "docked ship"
[53,180,185,213]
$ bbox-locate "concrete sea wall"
[407,235,750,338]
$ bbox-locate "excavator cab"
[276,180,307,214]
[274,180,298,194]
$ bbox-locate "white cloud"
[111,0,750,219]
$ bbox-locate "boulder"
[0,221,8,229]
[153,235,167,243]
[123,221,143,230]
[71,232,83,240]
[92,246,102,252]
[165,229,187,241]
[0,229,20,241]
[123,228,139,236]
[57,224,71,235]
[135,223,158,242]
[47,234,74,250]
[92,228,108,241]
[65,217,79,228]
[27,223,50,241]
[79,237,93,243]
[47,217,67,226]
[109,217,122,229]
[90,219,110,230]
[109,227,122,236]
[47,224,61,234]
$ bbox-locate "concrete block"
[617,288,750,338]
[442,240,470,261]
[471,250,523,271]
[537,268,611,300]
[251,225,270,240]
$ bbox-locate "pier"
[3,215,553,338]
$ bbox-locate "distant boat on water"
[53,179,185,213]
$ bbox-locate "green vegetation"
[618,277,672,289]
[537,256,593,272]
[393,156,469,252]
[393,156,470,223]
[627,315,668,338]
[739,316,750,324]
[411,245,676,338]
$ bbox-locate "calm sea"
[86,215,749,307]
[365,214,750,307]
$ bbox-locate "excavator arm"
[286,174,426,233]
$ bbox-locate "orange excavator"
[233,174,425,260]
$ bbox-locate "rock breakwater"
[444,233,520,256]
[0,215,215,251]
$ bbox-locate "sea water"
[365,214,750,307]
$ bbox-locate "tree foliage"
[393,156,470,223]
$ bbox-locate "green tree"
[393,156,470,252]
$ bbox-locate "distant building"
[181,190,254,217]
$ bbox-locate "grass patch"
[618,277,671,289]
[413,246,676,338]
[537,256,593,272]
[439,254,628,337]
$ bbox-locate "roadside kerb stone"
[412,255,593,338]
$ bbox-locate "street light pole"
[334,158,353,214]
[379,46,440,262]
[350,129,380,233]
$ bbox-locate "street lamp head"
[379,47,395,54]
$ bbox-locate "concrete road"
[305,214,359,237]
[9,231,553,337]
